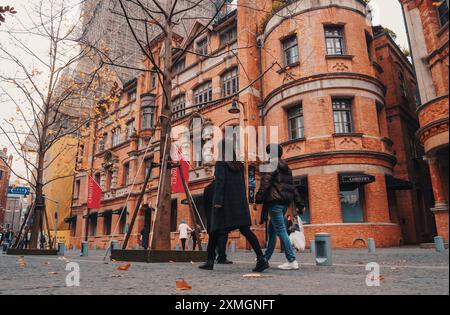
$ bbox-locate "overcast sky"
[0,0,409,183]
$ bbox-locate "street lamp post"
[228,98,249,201]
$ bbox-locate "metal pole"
[54,202,59,250]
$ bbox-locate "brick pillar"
[428,157,449,241]
[364,174,391,223]
[309,174,342,224]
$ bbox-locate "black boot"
[253,256,269,273]
[217,259,233,265]
[199,260,215,270]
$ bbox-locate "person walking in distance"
[256,144,304,271]
[178,219,193,251]
[199,139,269,272]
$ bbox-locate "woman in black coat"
[199,140,269,272]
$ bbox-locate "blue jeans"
[264,204,296,263]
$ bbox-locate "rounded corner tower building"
[251,0,403,248]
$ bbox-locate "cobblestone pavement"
[0,247,448,295]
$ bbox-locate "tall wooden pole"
[122,161,155,249]
[178,164,202,251]
[151,0,174,251]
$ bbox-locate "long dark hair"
[217,138,243,171]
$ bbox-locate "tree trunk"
[151,0,174,251]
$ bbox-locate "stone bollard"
[57,243,66,256]
[315,233,332,266]
[434,236,445,253]
[111,240,120,251]
[81,241,89,257]
[368,238,376,253]
[310,240,316,255]
[2,243,9,254]
[230,241,236,253]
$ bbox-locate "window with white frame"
[220,23,237,46]
[282,35,299,66]
[333,99,354,134]
[141,107,154,130]
[196,37,208,56]
[287,105,305,140]
[172,95,186,120]
[325,26,346,55]
[221,68,239,97]
[112,128,121,147]
[194,81,213,109]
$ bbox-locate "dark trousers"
[206,230,229,261]
[207,227,263,261]
[192,238,198,251]
[181,239,187,251]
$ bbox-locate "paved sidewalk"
[0,247,448,295]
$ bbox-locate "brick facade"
[0,148,13,231]
[400,0,449,241]
[70,0,440,250]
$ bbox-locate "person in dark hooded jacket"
[199,139,269,273]
[256,144,304,271]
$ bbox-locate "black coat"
[203,181,215,234]
[211,161,252,233]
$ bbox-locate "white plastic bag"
[289,216,306,252]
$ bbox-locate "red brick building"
[373,26,436,244]
[69,0,439,250]
[400,0,449,241]
[0,148,13,231]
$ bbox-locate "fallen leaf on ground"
[117,264,131,271]
[19,262,27,268]
[45,262,51,265]
[243,274,263,279]
[111,275,124,278]
[176,279,192,291]
[48,272,59,275]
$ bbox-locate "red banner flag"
[171,146,190,194]
[87,176,102,209]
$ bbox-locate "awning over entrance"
[385,175,413,191]
[64,215,77,223]
[83,212,98,219]
[339,174,376,185]
[97,210,113,218]
[113,207,128,215]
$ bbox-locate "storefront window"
[340,184,365,223]
[294,177,310,224]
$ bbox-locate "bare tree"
[0,0,114,248]
[85,0,286,250]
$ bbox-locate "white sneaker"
[278,261,299,270]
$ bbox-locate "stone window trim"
[332,132,364,138]
[219,22,238,48]
[325,54,354,60]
